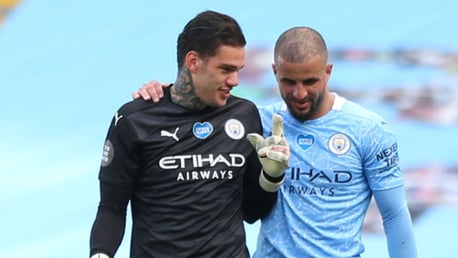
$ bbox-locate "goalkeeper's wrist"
[259,169,285,192]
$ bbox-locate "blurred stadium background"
[1,0,457,257]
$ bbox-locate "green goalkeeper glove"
[247,114,289,192]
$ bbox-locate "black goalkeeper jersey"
[97,88,269,258]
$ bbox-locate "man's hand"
[132,80,169,102]
[247,114,289,192]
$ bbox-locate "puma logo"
[114,112,123,126]
[161,127,180,142]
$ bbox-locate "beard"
[281,91,324,121]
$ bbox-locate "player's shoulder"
[256,102,284,117]
[117,98,153,118]
[227,95,260,114]
[229,95,257,108]
[337,96,384,122]
[337,95,394,133]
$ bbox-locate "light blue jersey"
[254,94,405,258]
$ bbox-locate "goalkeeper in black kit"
[89,10,290,258]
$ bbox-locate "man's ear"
[271,63,277,75]
[185,51,200,72]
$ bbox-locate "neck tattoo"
[171,69,207,110]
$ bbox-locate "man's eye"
[222,68,236,74]
[284,79,296,85]
[303,79,318,85]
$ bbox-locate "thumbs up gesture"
[247,114,290,192]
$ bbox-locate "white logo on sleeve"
[101,140,114,167]
[114,112,123,126]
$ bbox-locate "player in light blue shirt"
[252,27,417,258]
[133,26,417,258]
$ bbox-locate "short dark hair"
[274,26,328,64]
[176,10,246,70]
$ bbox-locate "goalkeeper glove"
[247,114,289,192]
